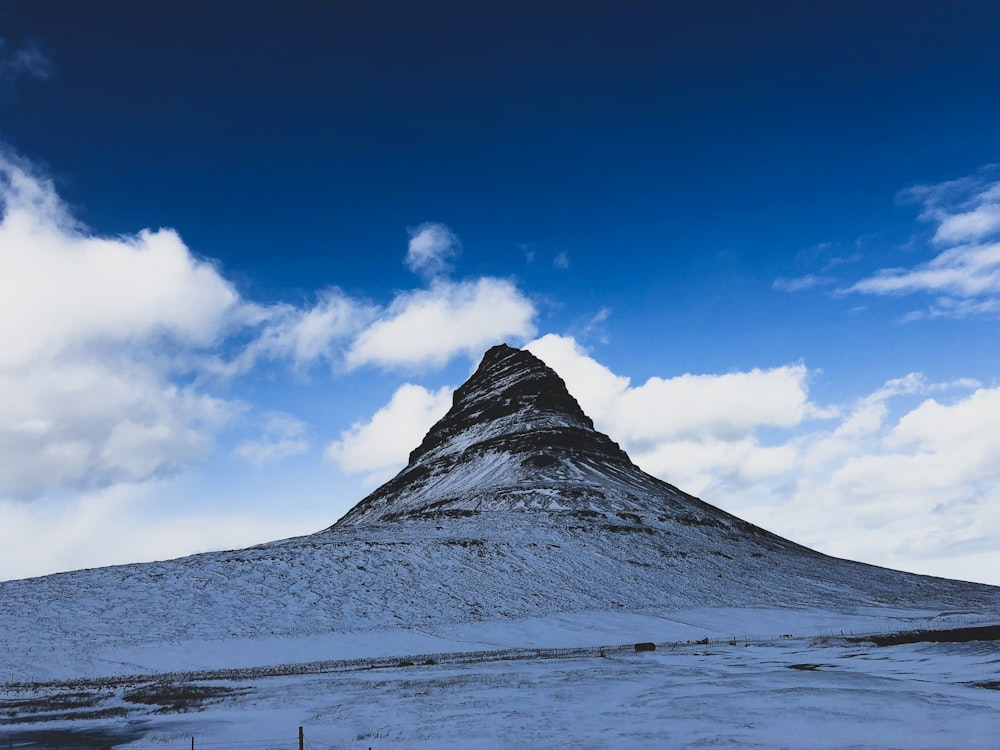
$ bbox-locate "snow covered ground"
[4,608,999,749]
[148,638,999,750]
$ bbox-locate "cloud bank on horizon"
[1,150,999,585]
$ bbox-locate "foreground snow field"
[141,638,999,750]
[3,611,999,750]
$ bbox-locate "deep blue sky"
[5,2,999,388]
[1,1,999,582]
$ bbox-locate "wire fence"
[3,610,997,690]
[135,740,298,750]
[118,733,372,750]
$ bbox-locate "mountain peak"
[406,343,597,465]
[334,343,647,527]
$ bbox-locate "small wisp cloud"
[774,169,1000,321]
[0,34,51,99]
[405,222,461,279]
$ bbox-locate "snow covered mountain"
[2,344,998,683]
[335,343,997,612]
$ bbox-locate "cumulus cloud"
[0,206,240,368]
[844,169,1000,317]
[346,278,537,370]
[405,222,461,279]
[227,227,536,376]
[0,155,243,497]
[757,378,1000,583]
[851,386,1000,492]
[326,384,453,485]
[527,333,817,490]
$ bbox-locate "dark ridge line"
[2,643,643,693]
[9,622,998,694]
[848,624,1000,646]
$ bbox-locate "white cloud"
[762,380,1000,583]
[902,171,1000,246]
[847,241,1000,299]
[875,387,1000,489]
[553,252,569,269]
[405,222,461,279]
[845,170,1000,317]
[934,204,1000,245]
[346,278,537,370]
[0,160,240,369]
[577,307,611,344]
[526,333,631,424]
[8,143,997,587]
[221,290,375,376]
[0,363,232,496]
[612,366,813,443]
[234,412,310,466]
[239,275,538,376]
[275,292,369,364]
[527,333,816,491]
[772,274,833,292]
[326,384,453,484]
[0,155,241,497]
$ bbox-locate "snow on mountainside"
[2,344,999,686]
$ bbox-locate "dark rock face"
[335,344,735,529]
[407,344,629,467]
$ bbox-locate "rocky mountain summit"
[2,344,998,682]
[339,343,672,525]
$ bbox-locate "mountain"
[337,342,698,526]
[1,344,998,682]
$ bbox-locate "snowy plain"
[4,607,1000,749]
[131,636,998,750]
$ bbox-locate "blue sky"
[1,2,999,584]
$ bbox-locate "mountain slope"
[2,344,998,682]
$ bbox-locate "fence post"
[299,726,304,750]
[191,737,194,750]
